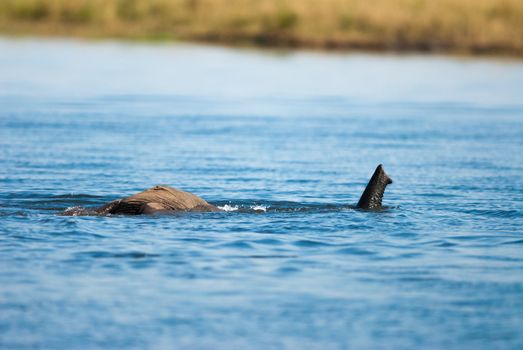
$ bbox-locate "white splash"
[217,204,268,212]
[250,205,268,212]
[218,204,239,212]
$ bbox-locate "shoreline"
[1,0,522,58]
[1,26,523,60]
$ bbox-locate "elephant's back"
[108,185,218,214]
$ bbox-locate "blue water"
[1,38,523,350]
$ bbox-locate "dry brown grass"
[1,0,522,55]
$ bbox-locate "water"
[1,38,523,350]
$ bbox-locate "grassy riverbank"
[1,0,522,55]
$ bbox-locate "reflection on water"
[1,38,523,350]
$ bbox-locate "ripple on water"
[252,238,284,246]
[437,240,458,247]
[293,239,333,248]
[335,246,377,256]
[501,239,523,246]
[74,250,160,259]
[248,254,297,259]
[216,240,254,249]
[461,208,522,219]
[275,266,302,275]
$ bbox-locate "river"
[1,38,523,349]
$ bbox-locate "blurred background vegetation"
[0,0,522,55]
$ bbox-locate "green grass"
[1,0,522,56]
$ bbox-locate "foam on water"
[217,204,268,212]
[250,205,268,212]
[218,204,239,212]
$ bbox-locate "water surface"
[1,38,523,349]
